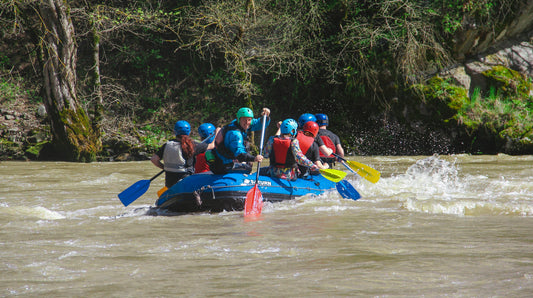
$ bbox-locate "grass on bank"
[415,65,533,143]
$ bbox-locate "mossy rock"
[25,140,50,159]
[0,138,23,160]
[412,76,469,119]
[482,66,533,98]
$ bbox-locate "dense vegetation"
[1,0,531,161]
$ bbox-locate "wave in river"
[356,155,533,217]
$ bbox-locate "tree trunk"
[89,12,104,140]
[38,0,101,161]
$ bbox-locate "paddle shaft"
[339,160,357,175]
[255,114,267,184]
[332,152,347,162]
[150,170,164,181]
[244,114,268,217]
[332,153,359,175]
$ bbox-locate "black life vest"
[270,136,297,168]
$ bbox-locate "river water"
[1,155,532,297]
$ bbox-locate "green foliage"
[418,66,533,142]
[336,0,451,104]
[0,53,9,68]
[0,54,24,103]
[431,0,520,35]
[0,78,23,102]
[25,140,49,159]
[139,124,171,152]
[482,65,533,98]
[1,0,532,158]
[413,76,469,119]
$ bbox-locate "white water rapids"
[1,154,532,296]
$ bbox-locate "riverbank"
[2,1,533,161]
[0,98,151,162]
[1,94,532,161]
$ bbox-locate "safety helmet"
[298,113,316,129]
[303,121,319,138]
[198,123,216,143]
[236,107,254,121]
[315,113,329,126]
[174,120,191,136]
[280,118,298,137]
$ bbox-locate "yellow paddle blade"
[320,169,347,183]
[346,160,381,183]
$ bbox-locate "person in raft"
[194,122,219,174]
[296,120,329,177]
[151,120,195,188]
[315,113,344,167]
[210,107,271,174]
[298,113,333,158]
[264,118,319,181]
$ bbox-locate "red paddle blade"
[244,185,263,217]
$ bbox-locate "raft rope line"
[160,183,332,207]
[195,183,330,201]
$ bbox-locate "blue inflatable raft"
[154,172,337,213]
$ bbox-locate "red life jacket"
[271,137,297,168]
[296,131,314,155]
[194,153,210,173]
[319,135,336,157]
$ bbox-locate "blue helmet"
[198,123,216,143]
[174,120,191,136]
[315,113,329,126]
[280,118,298,137]
[298,113,316,129]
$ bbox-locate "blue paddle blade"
[336,180,361,201]
[118,179,151,206]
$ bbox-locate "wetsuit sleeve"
[264,136,275,158]
[250,116,271,132]
[194,142,208,155]
[291,139,318,170]
[225,130,255,162]
[155,143,166,158]
[236,152,256,162]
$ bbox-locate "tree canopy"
[0,0,529,159]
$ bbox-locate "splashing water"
[352,154,533,217]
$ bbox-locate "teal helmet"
[174,120,191,136]
[236,107,254,121]
[198,123,216,143]
[298,113,316,129]
[280,118,298,137]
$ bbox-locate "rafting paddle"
[336,179,361,201]
[118,170,164,206]
[319,168,347,182]
[318,169,360,200]
[333,153,381,183]
[244,114,267,217]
